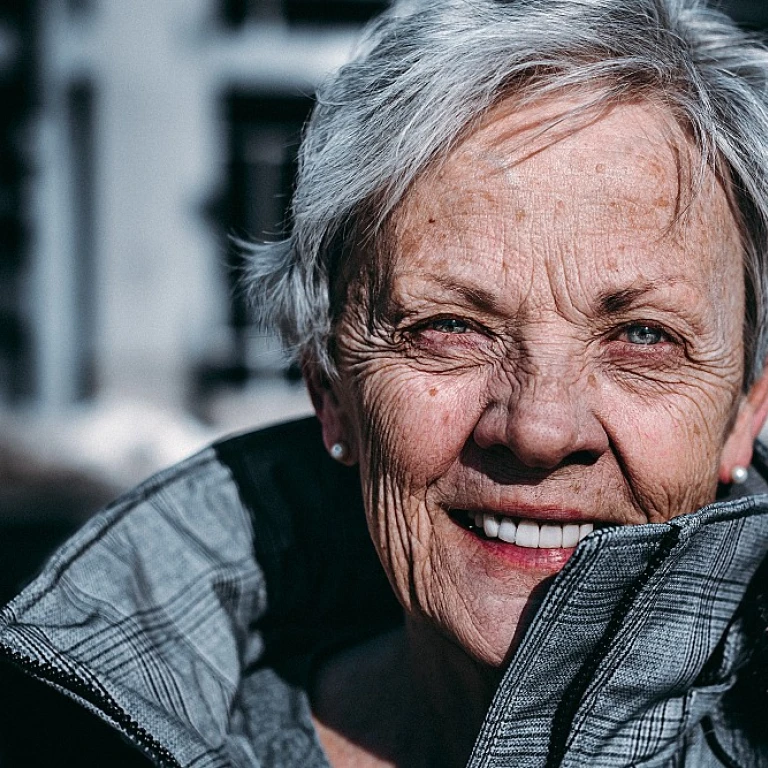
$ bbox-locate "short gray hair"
[244,0,768,385]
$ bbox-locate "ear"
[303,361,358,466]
[719,360,768,483]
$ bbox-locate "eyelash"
[427,317,471,334]
[425,318,673,340]
[409,316,680,359]
[616,323,674,346]
[401,316,486,354]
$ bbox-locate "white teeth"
[515,519,540,548]
[539,524,562,548]
[483,514,500,538]
[562,524,580,548]
[498,518,517,543]
[471,512,597,549]
[578,523,594,541]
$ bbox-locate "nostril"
[472,401,607,472]
[562,449,601,467]
[466,444,601,484]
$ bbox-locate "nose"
[473,364,609,470]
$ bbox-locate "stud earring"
[731,465,749,485]
[330,442,348,462]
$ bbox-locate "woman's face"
[316,98,758,666]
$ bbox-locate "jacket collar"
[1,418,767,767]
[472,486,768,767]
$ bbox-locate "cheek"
[353,366,488,483]
[604,382,736,517]
[343,368,485,612]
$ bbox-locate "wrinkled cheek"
[625,406,727,520]
[354,371,482,483]
[350,384,458,613]
[359,459,438,613]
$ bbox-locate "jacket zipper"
[0,642,183,768]
[545,525,682,768]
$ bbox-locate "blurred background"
[0,0,766,600]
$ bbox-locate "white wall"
[30,0,356,410]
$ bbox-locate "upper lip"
[447,502,609,525]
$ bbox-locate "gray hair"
[244,0,768,386]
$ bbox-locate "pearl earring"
[330,442,348,462]
[731,465,749,485]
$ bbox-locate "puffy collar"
[472,492,768,767]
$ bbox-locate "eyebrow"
[403,272,502,314]
[597,285,661,314]
[395,273,702,328]
[417,276,672,314]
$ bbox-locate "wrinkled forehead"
[400,95,701,234]
[357,94,747,342]
[388,94,740,266]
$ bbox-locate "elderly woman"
[2,0,768,765]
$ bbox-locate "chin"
[418,525,569,668]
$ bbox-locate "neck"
[403,615,502,768]
[311,617,503,768]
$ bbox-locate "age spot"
[429,387,438,397]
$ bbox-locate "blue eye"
[624,325,666,345]
[430,318,469,334]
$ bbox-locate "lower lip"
[454,518,579,570]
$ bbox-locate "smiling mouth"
[452,510,602,549]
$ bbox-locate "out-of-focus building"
[0,0,766,598]
[2,0,391,469]
[0,0,387,598]
[3,0,387,416]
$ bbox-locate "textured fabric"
[0,417,766,767]
[470,498,768,767]
[0,447,264,766]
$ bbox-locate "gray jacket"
[0,418,767,767]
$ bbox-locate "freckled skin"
[326,98,749,669]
